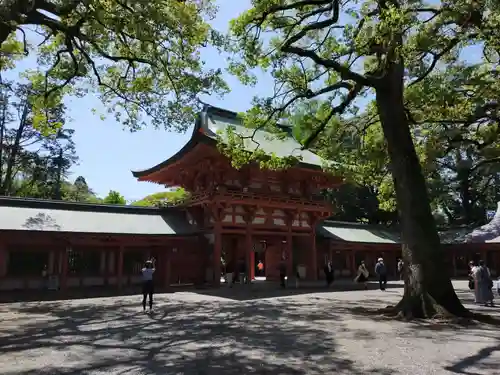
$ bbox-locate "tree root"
[378,292,474,323]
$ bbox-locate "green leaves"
[2,0,229,132]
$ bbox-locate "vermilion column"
[310,228,318,280]
[286,233,293,278]
[117,245,124,289]
[163,249,171,290]
[60,246,69,291]
[0,242,7,277]
[213,223,222,286]
[246,229,253,281]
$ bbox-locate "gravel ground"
[0,280,499,375]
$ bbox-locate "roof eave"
[131,115,204,178]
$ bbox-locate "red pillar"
[60,247,69,291]
[0,242,7,278]
[117,246,124,290]
[286,233,293,278]
[246,229,253,281]
[163,249,171,290]
[351,249,357,276]
[310,228,317,280]
[213,223,222,286]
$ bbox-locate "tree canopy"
[1,0,228,131]
[132,188,189,207]
[225,0,500,318]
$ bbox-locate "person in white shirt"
[141,259,155,312]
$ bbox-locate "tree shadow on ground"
[0,297,396,375]
[192,280,403,301]
[327,286,500,330]
[443,343,500,375]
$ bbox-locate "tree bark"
[375,62,469,319]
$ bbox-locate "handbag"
[468,279,474,290]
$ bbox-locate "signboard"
[487,210,496,221]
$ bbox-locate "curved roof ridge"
[131,113,205,178]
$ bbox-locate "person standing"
[468,261,478,303]
[375,258,387,291]
[141,259,155,312]
[397,259,404,280]
[324,261,334,287]
[474,260,494,307]
[279,259,287,288]
[238,258,247,285]
[257,260,264,277]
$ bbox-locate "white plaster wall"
[253,217,266,224]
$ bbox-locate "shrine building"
[0,105,498,295]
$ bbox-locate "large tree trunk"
[375,62,469,319]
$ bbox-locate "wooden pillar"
[285,211,293,278]
[117,245,124,289]
[351,249,357,276]
[47,251,55,275]
[163,249,171,290]
[100,250,107,275]
[60,246,69,291]
[0,242,7,278]
[246,229,252,281]
[310,228,317,281]
[244,207,256,282]
[213,223,222,286]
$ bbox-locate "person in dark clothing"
[324,261,334,287]
[141,259,155,312]
[238,259,247,285]
[279,261,287,288]
[375,258,387,291]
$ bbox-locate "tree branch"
[302,82,363,149]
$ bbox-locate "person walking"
[355,261,369,290]
[375,258,387,291]
[141,259,155,312]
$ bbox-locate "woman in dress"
[355,261,369,289]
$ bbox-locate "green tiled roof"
[318,221,400,244]
[201,106,325,168]
[132,104,326,177]
[0,197,194,235]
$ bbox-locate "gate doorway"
[254,240,266,281]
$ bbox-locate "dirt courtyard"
[0,280,499,375]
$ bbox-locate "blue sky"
[6,0,268,202]
[5,1,482,202]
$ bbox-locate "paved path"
[0,281,499,375]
